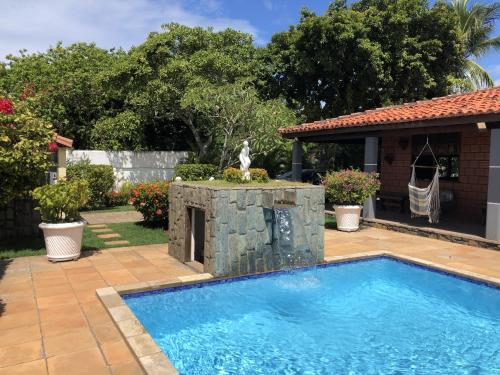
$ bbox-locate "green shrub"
[0,97,54,205]
[131,181,170,226]
[223,167,246,183]
[223,167,270,183]
[249,168,270,182]
[67,160,114,209]
[32,179,89,223]
[174,164,218,181]
[324,169,380,205]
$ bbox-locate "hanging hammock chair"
[408,137,441,223]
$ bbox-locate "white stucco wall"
[66,150,189,188]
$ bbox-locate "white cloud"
[0,0,260,59]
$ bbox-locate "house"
[280,87,500,243]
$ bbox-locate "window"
[411,133,460,181]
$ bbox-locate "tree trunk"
[182,113,211,161]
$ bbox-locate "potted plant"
[324,169,380,231]
[32,179,90,261]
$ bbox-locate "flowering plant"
[323,169,380,205]
[130,181,170,226]
[0,98,14,114]
[0,97,54,204]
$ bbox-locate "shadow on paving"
[0,258,12,316]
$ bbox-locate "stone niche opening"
[169,182,325,278]
[187,207,205,264]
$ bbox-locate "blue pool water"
[124,258,500,374]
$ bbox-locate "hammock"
[408,138,441,223]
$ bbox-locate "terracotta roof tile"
[54,133,73,148]
[280,87,500,135]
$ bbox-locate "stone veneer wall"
[169,183,325,277]
[0,198,41,240]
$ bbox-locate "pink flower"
[156,209,162,216]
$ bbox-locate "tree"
[261,0,465,121]
[451,0,500,88]
[90,110,144,151]
[181,81,297,170]
[0,43,119,148]
[0,97,54,204]
[103,23,260,160]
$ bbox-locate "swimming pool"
[124,257,500,374]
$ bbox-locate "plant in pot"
[32,179,90,261]
[324,169,380,232]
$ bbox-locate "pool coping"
[96,251,500,375]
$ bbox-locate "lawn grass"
[80,205,134,214]
[325,213,337,230]
[180,180,312,188]
[0,238,46,259]
[83,221,169,249]
[0,221,169,259]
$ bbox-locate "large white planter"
[334,205,363,232]
[39,221,86,262]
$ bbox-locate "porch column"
[363,137,378,219]
[486,128,500,241]
[292,138,303,182]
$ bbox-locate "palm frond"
[465,59,495,88]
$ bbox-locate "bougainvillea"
[0,97,54,204]
[48,142,58,153]
[323,169,380,205]
[130,181,170,227]
[0,98,14,114]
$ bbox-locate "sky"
[1,0,499,84]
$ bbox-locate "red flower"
[0,98,14,114]
[48,142,58,153]
[156,209,162,216]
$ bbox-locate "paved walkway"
[0,244,196,375]
[1,228,499,374]
[324,227,500,278]
[80,211,143,225]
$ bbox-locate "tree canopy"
[261,0,466,121]
[0,0,480,173]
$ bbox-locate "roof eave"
[281,113,500,140]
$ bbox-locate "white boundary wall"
[67,150,189,188]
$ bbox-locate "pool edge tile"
[97,287,179,375]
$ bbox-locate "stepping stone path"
[98,233,121,239]
[91,228,113,233]
[87,224,130,246]
[104,240,131,246]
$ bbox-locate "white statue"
[175,176,182,181]
[239,140,251,181]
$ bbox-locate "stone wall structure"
[169,183,325,277]
[0,198,41,240]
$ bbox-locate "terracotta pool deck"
[1,228,499,374]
